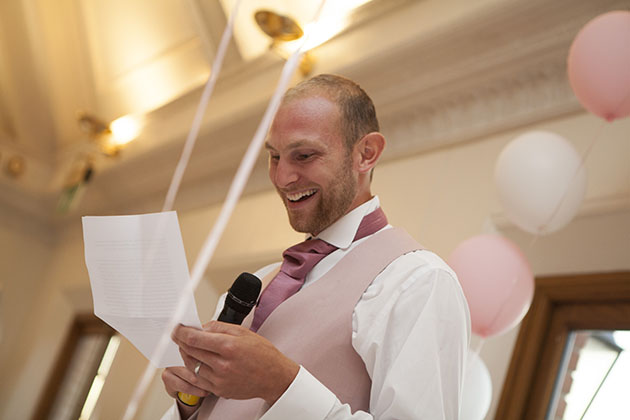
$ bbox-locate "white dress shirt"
[161,196,470,420]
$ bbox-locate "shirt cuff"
[260,366,337,420]
[159,400,202,420]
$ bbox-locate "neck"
[310,194,375,237]
[346,191,374,215]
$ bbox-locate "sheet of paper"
[82,211,202,367]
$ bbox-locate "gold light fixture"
[78,113,109,137]
[254,9,314,76]
[57,156,94,214]
[77,112,142,157]
[57,112,142,213]
[109,115,141,147]
[5,155,26,178]
[255,10,303,41]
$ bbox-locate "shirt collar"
[312,196,381,250]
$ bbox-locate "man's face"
[266,95,358,235]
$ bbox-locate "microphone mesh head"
[228,272,262,306]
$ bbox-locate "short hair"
[282,74,380,150]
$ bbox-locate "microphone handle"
[218,305,248,325]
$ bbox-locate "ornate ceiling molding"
[379,56,581,161]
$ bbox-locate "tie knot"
[282,238,337,280]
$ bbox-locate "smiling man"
[160,74,470,420]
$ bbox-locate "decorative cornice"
[379,57,582,160]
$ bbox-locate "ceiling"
[0,0,625,231]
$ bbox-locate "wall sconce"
[57,156,94,214]
[56,113,142,213]
[77,112,142,157]
[4,155,26,178]
[254,10,314,76]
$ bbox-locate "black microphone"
[177,272,261,407]
[218,272,262,325]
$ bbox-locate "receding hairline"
[276,91,346,136]
[280,74,380,150]
[281,76,363,108]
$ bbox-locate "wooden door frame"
[495,271,630,419]
[31,314,114,420]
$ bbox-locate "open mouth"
[286,189,317,203]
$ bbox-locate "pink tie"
[250,207,388,332]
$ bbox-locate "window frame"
[495,271,630,419]
[32,313,114,420]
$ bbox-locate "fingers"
[175,321,243,339]
[161,367,211,399]
[178,350,219,389]
[178,339,230,374]
[179,347,200,371]
[178,349,216,379]
[173,323,247,356]
[203,320,246,335]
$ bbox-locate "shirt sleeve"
[258,252,470,420]
[159,402,201,420]
[353,260,470,419]
[259,366,338,419]
[160,404,180,420]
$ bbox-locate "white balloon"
[495,131,587,235]
[461,350,492,420]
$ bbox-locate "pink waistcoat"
[198,228,422,419]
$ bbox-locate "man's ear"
[354,132,386,174]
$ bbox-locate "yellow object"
[177,392,200,406]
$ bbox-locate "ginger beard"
[279,152,357,236]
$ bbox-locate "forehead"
[267,95,344,150]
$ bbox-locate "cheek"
[268,163,277,182]
[302,167,325,185]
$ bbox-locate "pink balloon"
[448,235,534,338]
[568,11,630,121]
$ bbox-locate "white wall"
[0,208,55,415]
[1,110,628,419]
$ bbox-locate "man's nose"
[272,159,298,188]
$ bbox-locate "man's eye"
[269,154,280,161]
[296,153,313,161]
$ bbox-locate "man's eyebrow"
[265,140,320,151]
[288,140,315,149]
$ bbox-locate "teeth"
[287,189,317,202]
